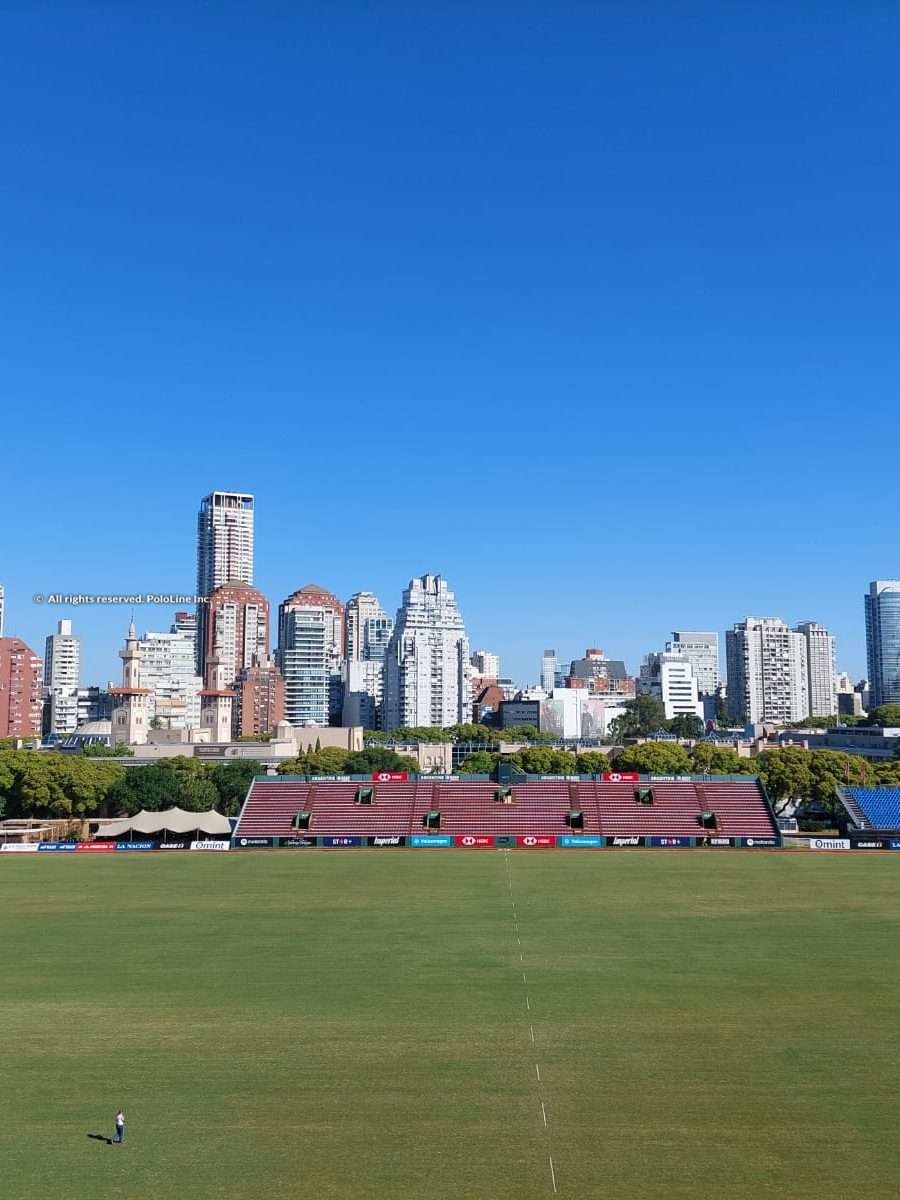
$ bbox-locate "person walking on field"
[112,1110,125,1144]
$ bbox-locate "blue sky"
[1,4,898,686]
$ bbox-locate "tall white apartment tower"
[345,592,389,662]
[383,575,470,730]
[666,632,719,696]
[541,650,557,694]
[196,491,254,672]
[196,491,255,595]
[638,652,704,721]
[794,621,837,718]
[725,617,809,725]
[44,618,81,734]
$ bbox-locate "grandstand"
[838,787,900,833]
[234,775,780,843]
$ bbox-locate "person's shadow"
[87,1133,112,1145]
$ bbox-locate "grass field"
[2,851,899,1199]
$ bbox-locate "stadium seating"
[234,775,779,842]
[844,788,900,831]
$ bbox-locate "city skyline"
[2,9,898,694]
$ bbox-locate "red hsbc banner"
[455,835,494,848]
[602,772,640,782]
[371,772,409,782]
[77,841,116,852]
[516,835,555,848]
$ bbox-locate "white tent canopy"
[97,808,231,838]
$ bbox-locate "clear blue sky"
[2,4,898,687]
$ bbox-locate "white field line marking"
[549,1155,558,1194]
[541,1100,548,1128]
[525,996,530,1010]
[522,972,527,986]
[529,1024,535,1044]
[535,1063,541,1082]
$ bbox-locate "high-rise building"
[138,628,203,729]
[471,650,501,679]
[195,490,254,670]
[795,621,837,718]
[666,632,719,696]
[638,651,704,721]
[43,619,81,735]
[277,585,345,727]
[344,592,388,662]
[566,649,635,697]
[109,622,151,747]
[383,575,470,730]
[233,658,284,738]
[865,581,900,707]
[200,584,270,684]
[541,650,557,694]
[0,637,43,736]
[725,617,809,725]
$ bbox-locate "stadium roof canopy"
[98,808,231,838]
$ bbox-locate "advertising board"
[0,843,40,852]
[277,837,317,848]
[455,835,494,848]
[371,772,408,782]
[190,840,231,851]
[515,835,555,848]
[601,772,640,782]
[366,836,406,847]
[318,836,364,848]
[409,835,453,848]
[741,837,779,848]
[77,841,116,852]
[558,836,604,848]
[37,842,78,852]
[606,835,644,847]
[809,838,850,851]
[649,836,694,848]
[233,837,277,849]
[115,841,157,851]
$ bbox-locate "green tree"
[754,747,813,814]
[865,704,900,727]
[608,695,669,741]
[445,724,500,746]
[81,741,134,757]
[612,742,692,774]
[667,714,705,740]
[689,743,755,775]
[574,751,611,774]
[497,726,556,744]
[344,748,419,774]
[458,751,501,774]
[207,760,263,816]
[389,726,452,744]
[508,747,578,774]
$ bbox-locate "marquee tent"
[97,807,231,839]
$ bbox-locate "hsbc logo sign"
[455,835,493,848]
[516,835,554,848]
[602,772,640,783]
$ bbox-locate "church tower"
[200,651,234,743]
[109,621,151,747]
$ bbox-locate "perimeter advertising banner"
[366,836,406,847]
[0,843,40,852]
[558,836,604,848]
[454,835,494,848]
[189,840,231,851]
[649,836,694,848]
[371,772,408,782]
[697,836,737,848]
[809,838,850,851]
[277,837,317,848]
[605,835,645,847]
[409,835,453,848]
[601,772,640,782]
[515,835,555,848]
[318,836,364,848]
[77,841,116,852]
[740,836,779,848]
[37,842,78,852]
[115,841,157,851]
[233,837,277,849]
